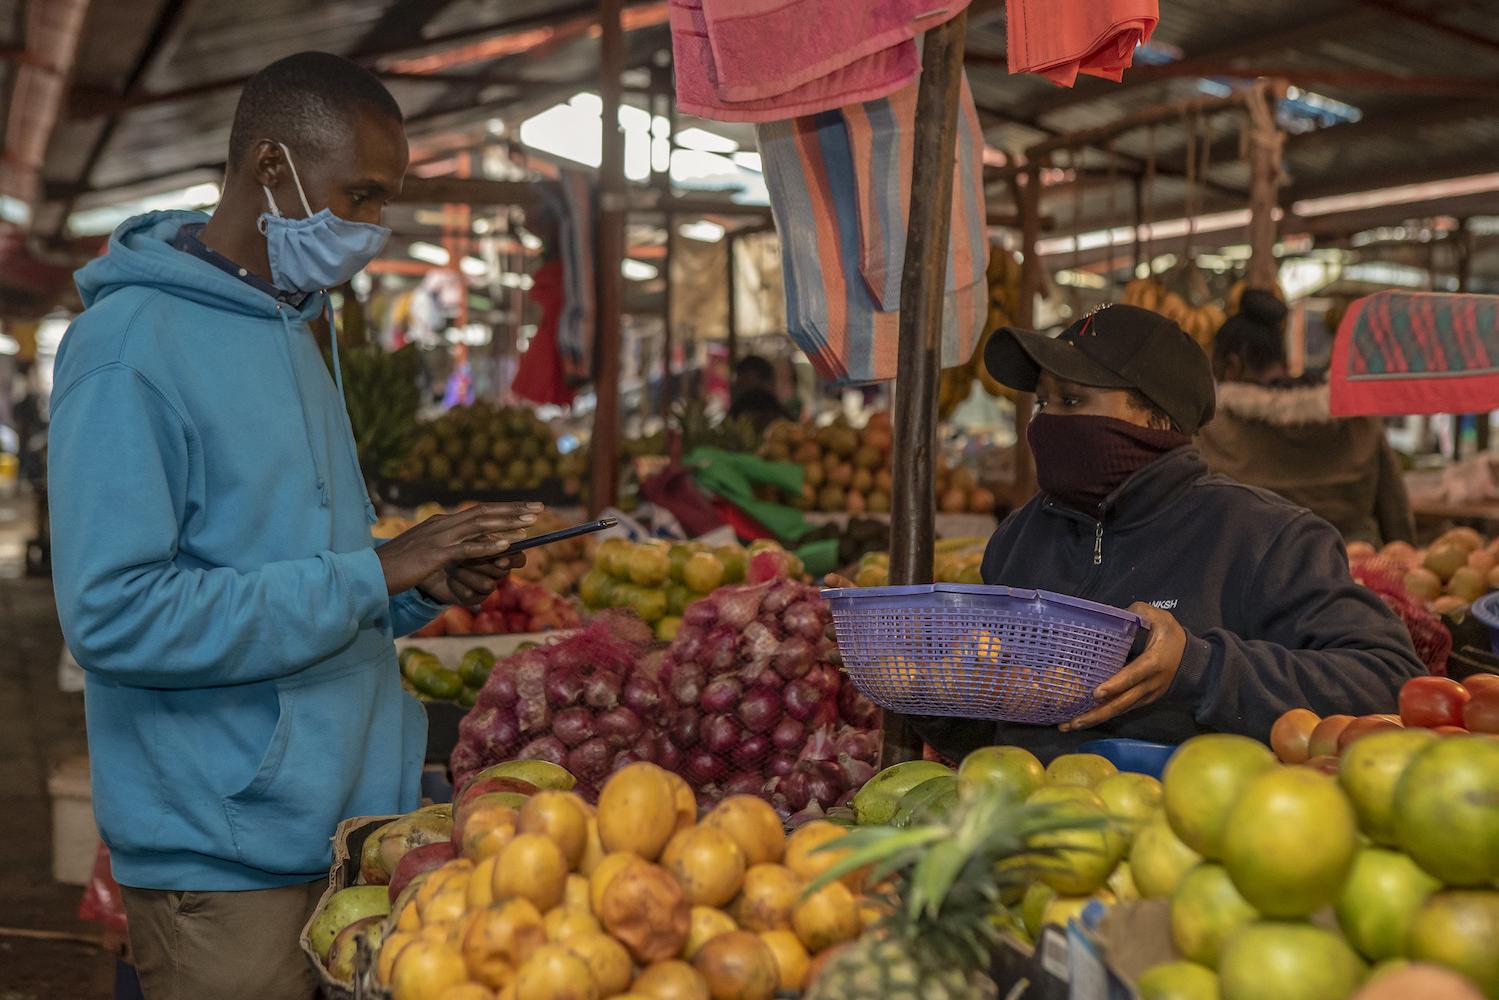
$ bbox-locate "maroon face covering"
[1027,413,1190,513]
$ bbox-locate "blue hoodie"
[49,210,441,891]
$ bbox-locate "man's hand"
[1061,602,1187,732]
[419,550,528,607]
[376,502,540,597]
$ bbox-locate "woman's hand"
[1061,602,1186,732]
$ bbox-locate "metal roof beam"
[1355,0,1499,57]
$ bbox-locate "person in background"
[1196,289,1415,546]
[49,53,537,1000]
[728,354,796,431]
[911,304,1424,763]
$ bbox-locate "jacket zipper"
[1093,521,1104,566]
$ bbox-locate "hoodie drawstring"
[275,305,331,507]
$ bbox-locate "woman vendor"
[1195,290,1415,546]
[914,304,1425,763]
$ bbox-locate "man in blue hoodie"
[49,53,536,999]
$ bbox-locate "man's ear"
[249,140,288,192]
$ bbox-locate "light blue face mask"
[257,141,391,294]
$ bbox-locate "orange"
[662,826,747,908]
[789,881,860,953]
[1162,734,1276,859]
[1335,848,1440,962]
[783,822,858,889]
[516,792,590,870]
[390,939,469,1000]
[1222,767,1358,918]
[692,931,779,1000]
[633,960,711,1000]
[1095,772,1163,839]
[1130,813,1201,899]
[543,907,602,944]
[1043,753,1118,789]
[683,906,737,960]
[957,745,1045,802]
[1217,922,1366,1000]
[492,834,568,913]
[590,852,644,916]
[1406,891,1499,998]
[459,898,546,989]
[598,764,680,861]
[1338,728,1438,846]
[731,864,802,932]
[1025,786,1123,895]
[1170,864,1257,967]
[1394,736,1499,886]
[564,932,633,996]
[702,796,785,865]
[1134,960,1219,1000]
[513,943,600,1000]
[757,930,810,992]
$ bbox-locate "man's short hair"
[735,355,775,384]
[227,52,403,170]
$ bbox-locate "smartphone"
[504,517,619,554]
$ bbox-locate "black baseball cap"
[985,304,1216,434]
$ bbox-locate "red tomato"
[1399,676,1471,728]
[1338,715,1403,752]
[1462,688,1499,734]
[1462,673,1499,696]
[440,605,475,635]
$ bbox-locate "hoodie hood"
[75,210,324,322]
[1213,381,1333,428]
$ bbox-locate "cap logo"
[1079,302,1112,336]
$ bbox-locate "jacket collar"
[1215,380,1332,426]
[1042,446,1207,527]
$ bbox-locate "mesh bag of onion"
[449,611,666,799]
[658,577,883,817]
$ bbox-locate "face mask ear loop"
[276,141,315,218]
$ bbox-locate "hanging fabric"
[1330,291,1499,417]
[669,0,970,123]
[511,258,575,407]
[1006,0,1159,87]
[755,74,989,385]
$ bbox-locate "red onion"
[838,753,875,787]
[622,674,665,715]
[780,769,812,812]
[763,580,798,615]
[771,636,815,681]
[716,585,768,630]
[705,628,738,673]
[552,706,595,748]
[782,600,825,640]
[468,706,518,754]
[666,659,705,705]
[611,749,645,772]
[739,621,780,665]
[450,742,482,780]
[699,677,742,714]
[783,678,823,721]
[630,735,660,764]
[834,727,880,763]
[668,707,699,749]
[513,654,550,732]
[838,685,881,729]
[597,705,643,747]
[771,716,806,751]
[835,786,858,808]
[477,669,517,708]
[517,734,567,767]
[801,760,846,810]
[683,601,719,630]
[549,641,589,676]
[766,752,797,778]
[702,713,741,754]
[582,669,622,710]
[809,697,839,730]
[723,772,768,796]
[672,629,705,664]
[786,799,828,829]
[799,728,836,762]
[656,738,682,772]
[685,749,722,785]
[566,737,612,783]
[544,666,584,708]
[733,734,772,770]
[806,664,841,694]
[737,688,782,734]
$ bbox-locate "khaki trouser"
[122,881,324,1000]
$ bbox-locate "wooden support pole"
[1012,164,1044,506]
[590,0,625,515]
[1245,85,1286,291]
[661,223,675,421]
[881,12,968,770]
[725,234,739,380]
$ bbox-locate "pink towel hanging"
[1006,0,1158,87]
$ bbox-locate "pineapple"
[803,787,1102,1000]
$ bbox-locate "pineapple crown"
[806,787,1108,973]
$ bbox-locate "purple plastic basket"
[822,583,1147,725]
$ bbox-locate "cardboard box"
[47,755,99,886]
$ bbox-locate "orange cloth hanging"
[1006,0,1158,87]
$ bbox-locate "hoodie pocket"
[223,655,406,876]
